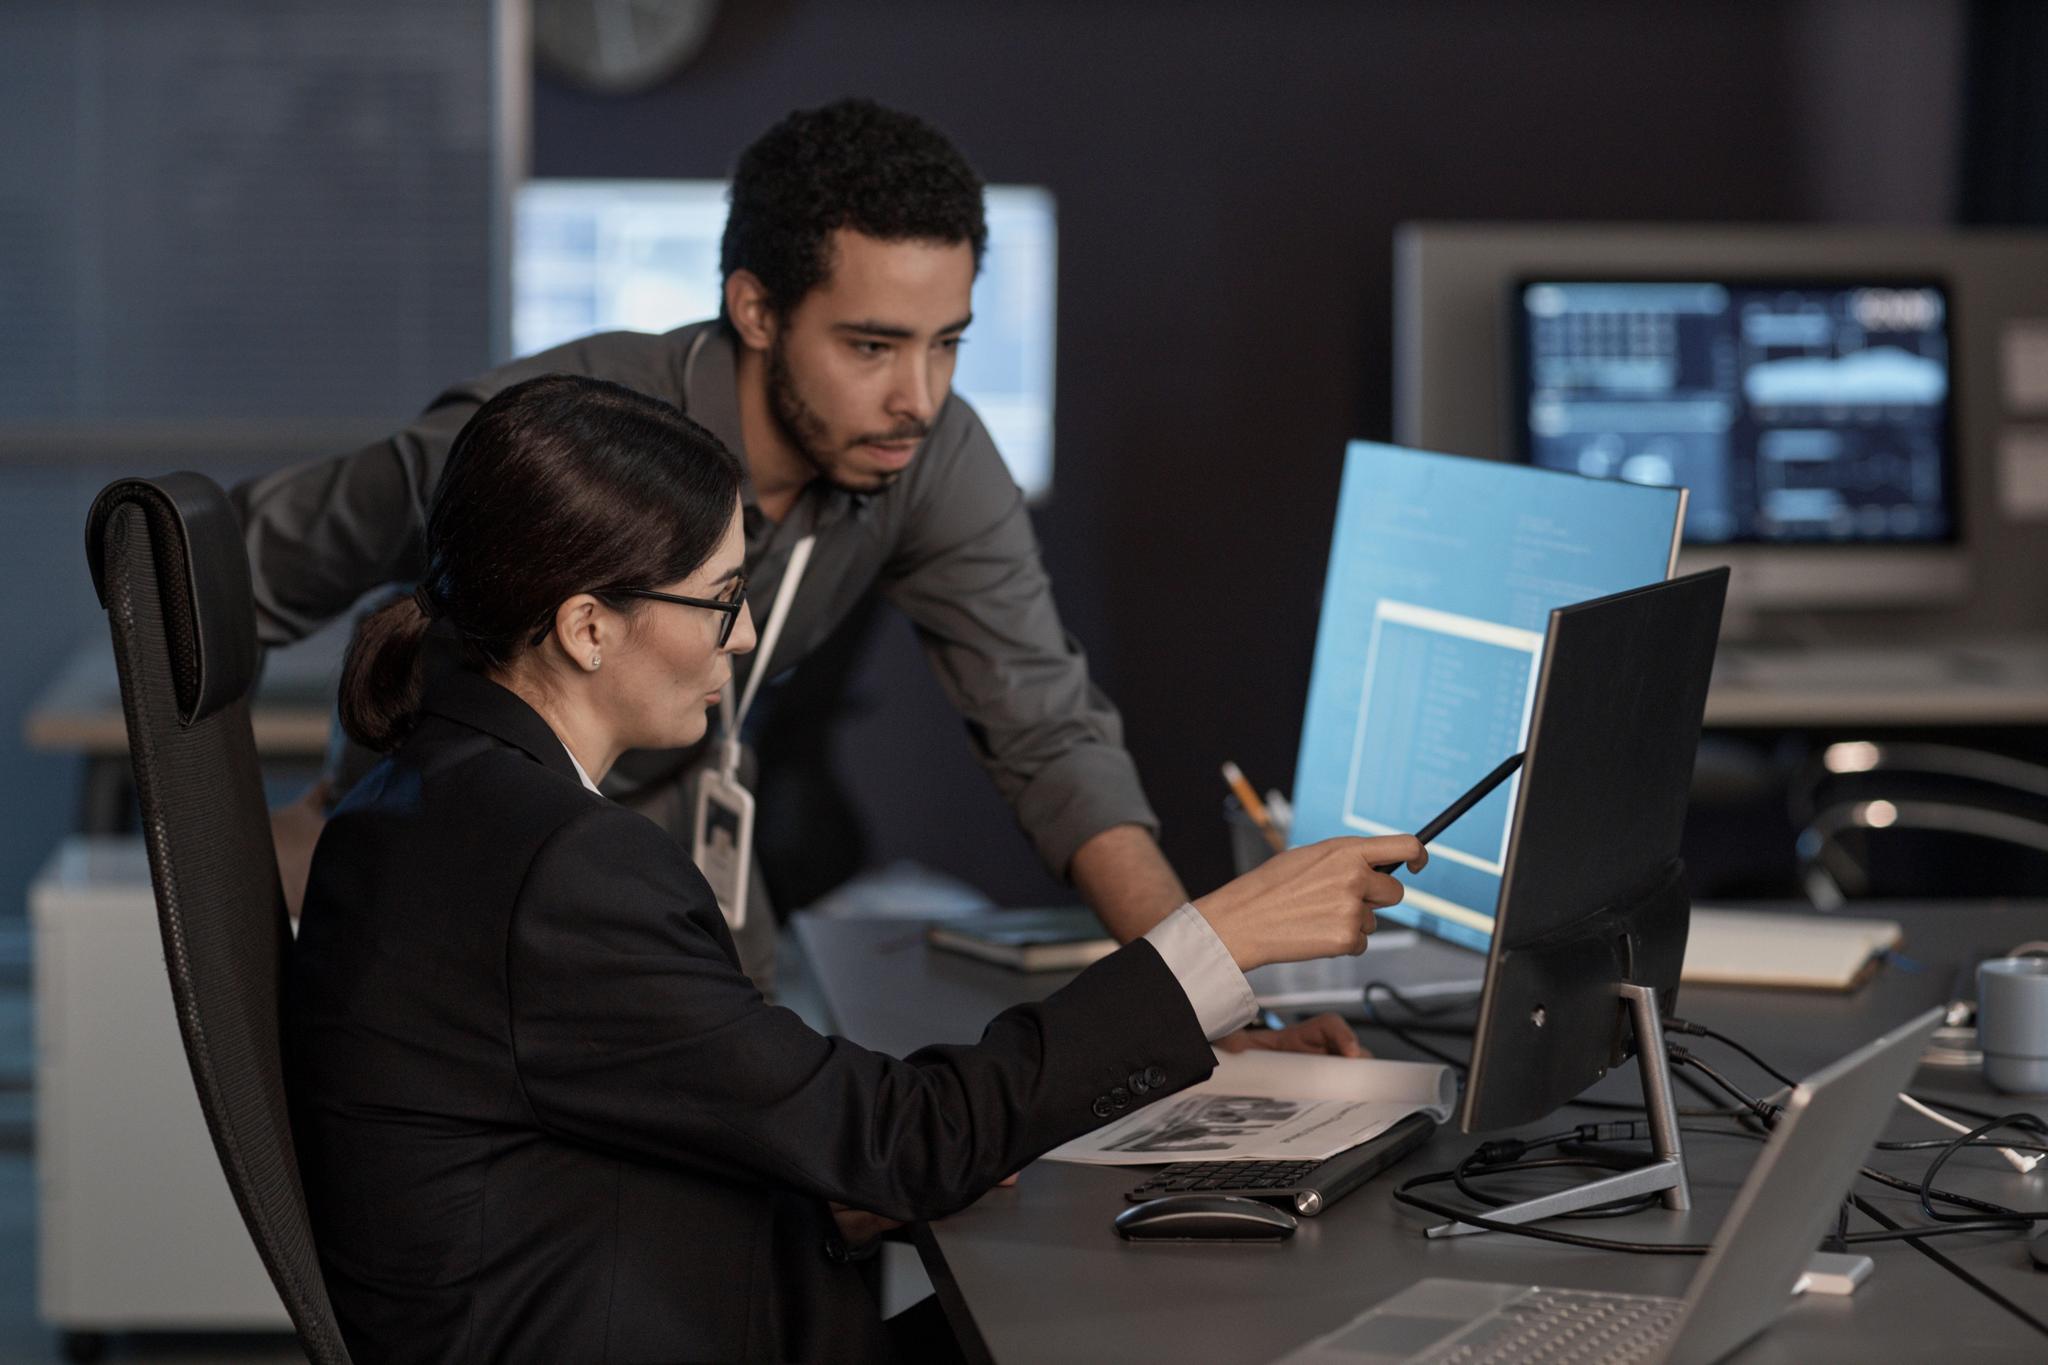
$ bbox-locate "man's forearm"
[1069,824,1190,943]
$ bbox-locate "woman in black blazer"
[288,374,1424,1363]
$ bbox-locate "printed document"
[1043,1049,1456,1165]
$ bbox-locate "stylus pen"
[1373,750,1526,873]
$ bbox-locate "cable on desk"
[1449,1126,1665,1221]
[1848,1194,2048,1342]
[1396,1097,2038,1259]
[1667,1046,2047,1234]
[1665,1017,1799,1088]
[1915,1114,2048,1225]
[1360,981,1474,1072]
[1878,1137,2048,1155]
[1565,1096,1751,1120]
[1392,1172,1713,1256]
[1680,1012,2048,1174]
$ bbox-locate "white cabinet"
[32,837,289,1338]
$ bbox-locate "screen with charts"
[514,179,1058,498]
[1289,444,1684,952]
[1514,280,1955,546]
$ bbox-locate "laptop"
[1272,1007,1943,1365]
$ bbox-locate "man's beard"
[765,335,926,494]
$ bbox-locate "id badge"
[691,768,755,930]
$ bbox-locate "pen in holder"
[1224,792,1291,877]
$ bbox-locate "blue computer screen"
[1516,281,1954,545]
[1290,443,1683,951]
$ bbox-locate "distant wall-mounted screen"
[1515,280,1956,546]
[515,179,1057,498]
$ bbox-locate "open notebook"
[1681,908,1903,991]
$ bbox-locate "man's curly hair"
[720,99,987,324]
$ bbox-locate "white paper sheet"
[1999,426,2048,520]
[1042,1049,1456,1165]
[2003,320,2048,412]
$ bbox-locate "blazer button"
[1144,1065,1167,1088]
[1128,1071,1150,1095]
[1110,1086,1131,1111]
[1092,1096,1114,1119]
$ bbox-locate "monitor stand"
[1427,982,1689,1238]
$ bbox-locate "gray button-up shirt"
[232,321,1158,877]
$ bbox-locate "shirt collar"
[562,744,603,795]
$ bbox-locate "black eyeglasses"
[529,573,748,648]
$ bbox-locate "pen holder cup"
[1225,796,1280,878]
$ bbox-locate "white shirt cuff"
[1142,903,1259,1041]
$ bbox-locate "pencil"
[1221,760,1287,854]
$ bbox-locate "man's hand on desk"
[828,1174,1019,1252]
[1218,1012,1371,1058]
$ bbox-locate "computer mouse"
[1112,1194,1298,1242]
[2030,1227,2048,1271]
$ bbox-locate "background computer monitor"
[1460,570,1727,1133]
[513,178,1059,499]
[1510,277,1959,614]
[1387,226,2048,628]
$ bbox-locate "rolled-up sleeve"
[880,404,1159,878]
[231,413,458,646]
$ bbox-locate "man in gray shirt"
[238,99,1356,1053]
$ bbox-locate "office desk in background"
[1705,636,2048,728]
[22,618,349,831]
[794,905,2048,1365]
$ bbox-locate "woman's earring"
[589,653,601,671]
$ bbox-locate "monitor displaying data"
[1515,280,1955,546]
[514,179,1058,498]
[1290,444,1683,952]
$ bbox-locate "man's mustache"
[852,423,930,446]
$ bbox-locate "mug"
[1977,956,2048,1095]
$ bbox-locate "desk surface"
[25,618,351,756]
[1706,637,2048,727]
[795,904,2048,1365]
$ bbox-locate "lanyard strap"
[718,533,815,775]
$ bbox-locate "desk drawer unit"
[32,837,288,1336]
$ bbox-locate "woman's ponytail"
[337,592,435,752]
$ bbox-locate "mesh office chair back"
[84,474,351,1365]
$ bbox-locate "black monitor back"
[1460,567,1729,1132]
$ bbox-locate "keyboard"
[1414,1288,1684,1365]
[1124,1111,1435,1215]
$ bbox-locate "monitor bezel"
[1507,273,1963,553]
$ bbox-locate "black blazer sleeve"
[505,804,1217,1222]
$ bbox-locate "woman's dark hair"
[720,97,987,324]
[338,373,745,751]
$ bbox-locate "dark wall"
[533,1,1951,903]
